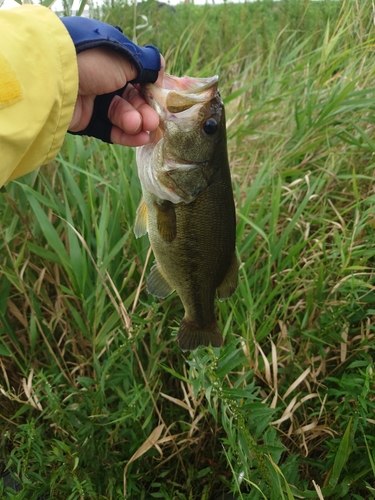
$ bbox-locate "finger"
[108,95,143,136]
[110,126,151,147]
[108,91,160,134]
[124,86,160,132]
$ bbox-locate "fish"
[134,73,237,351]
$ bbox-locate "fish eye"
[202,118,218,135]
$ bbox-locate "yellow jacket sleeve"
[0,4,78,187]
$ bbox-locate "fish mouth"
[141,73,219,116]
[161,74,219,93]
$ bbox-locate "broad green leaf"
[329,418,352,487]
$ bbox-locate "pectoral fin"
[155,200,177,242]
[217,252,238,301]
[134,199,148,238]
[147,262,174,298]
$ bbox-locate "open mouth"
[162,74,219,93]
[141,73,219,116]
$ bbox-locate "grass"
[1,0,375,498]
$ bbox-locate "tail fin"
[177,318,223,351]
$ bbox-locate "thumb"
[77,47,137,96]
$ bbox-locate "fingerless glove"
[61,16,162,142]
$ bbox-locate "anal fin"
[147,262,174,298]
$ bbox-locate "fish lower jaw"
[160,159,199,172]
[149,184,183,204]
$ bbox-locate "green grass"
[1,0,375,498]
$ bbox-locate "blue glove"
[61,17,161,84]
[61,16,162,142]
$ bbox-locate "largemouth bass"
[135,73,237,351]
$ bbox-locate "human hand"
[69,48,165,147]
